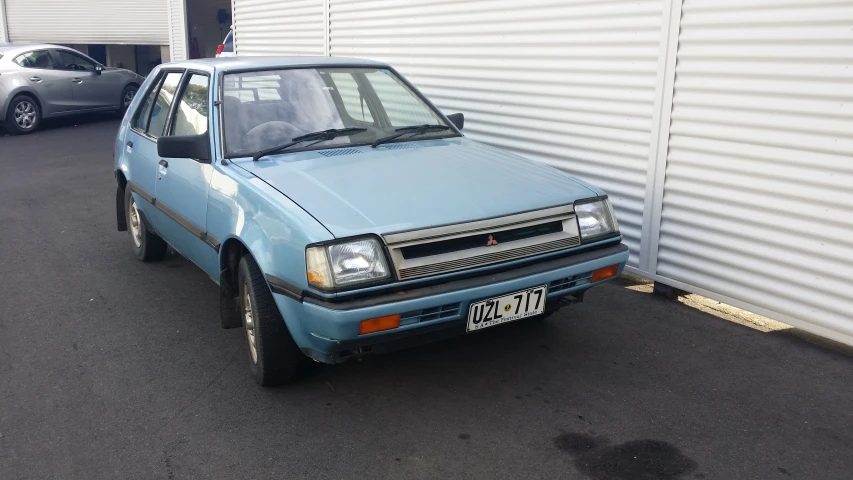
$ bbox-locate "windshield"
[221,67,457,157]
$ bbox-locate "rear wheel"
[124,187,167,262]
[5,95,40,135]
[119,85,138,116]
[238,255,308,386]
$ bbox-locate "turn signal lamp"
[592,265,619,282]
[359,314,401,335]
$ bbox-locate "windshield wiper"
[371,124,451,148]
[252,127,367,161]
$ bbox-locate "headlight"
[306,237,391,289]
[575,198,619,241]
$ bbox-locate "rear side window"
[14,50,55,69]
[146,72,184,138]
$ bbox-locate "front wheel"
[238,255,308,386]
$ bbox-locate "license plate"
[466,285,547,332]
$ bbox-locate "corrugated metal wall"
[328,0,665,267]
[232,0,325,56]
[4,0,168,44]
[654,0,853,344]
[167,0,188,61]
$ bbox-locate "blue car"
[114,57,629,386]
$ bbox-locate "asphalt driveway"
[1,118,852,480]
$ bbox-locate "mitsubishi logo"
[487,234,498,246]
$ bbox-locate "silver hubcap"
[14,101,36,129]
[242,282,258,364]
[129,198,142,248]
[123,90,135,108]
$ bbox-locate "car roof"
[0,43,81,56]
[162,56,390,73]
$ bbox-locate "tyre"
[5,95,40,135]
[124,187,168,262]
[238,255,308,386]
[119,85,138,116]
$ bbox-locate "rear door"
[50,49,117,110]
[152,72,218,277]
[12,49,75,114]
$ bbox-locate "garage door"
[654,0,853,344]
[232,0,326,56]
[4,0,169,45]
[328,0,667,267]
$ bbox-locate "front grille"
[401,221,563,259]
[397,236,580,280]
[385,205,580,281]
[549,272,593,293]
[400,303,461,326]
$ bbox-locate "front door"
[50,49,117,110]
[153,72,219,278]
[124,71,185,232]
[12,49,75,114]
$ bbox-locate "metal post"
[0,0,10,43]
[638,0,684,274]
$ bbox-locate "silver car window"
[14,50,56,69]
[51,50,96,72]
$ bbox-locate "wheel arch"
[6,88,44,115]
[218,236,252,329]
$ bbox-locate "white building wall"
[4,0,169,44]
[328,0,666,269]
[232,0,325,56]
[651,0,853,345]
[167,0,188,61]
[229,0,853,346]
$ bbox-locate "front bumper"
[272,243,629,363]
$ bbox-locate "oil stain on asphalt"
[554,432,698,479]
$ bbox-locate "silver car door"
[12,49,76,114]
[50,49,115,110]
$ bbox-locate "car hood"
[235,138,598,238]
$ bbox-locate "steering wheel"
[68,64,80,71]
[243,121,307,153]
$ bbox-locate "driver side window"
[51,49,96,71]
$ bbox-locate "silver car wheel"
[128,197,143,248]
[242,282,259,364]
[123,90,135,108]
[14,101,37,130]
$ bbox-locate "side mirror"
[157,133,211,163]
[95,65,104,75]
[447,112,464,130]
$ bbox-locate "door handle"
[71,78,82,83]
[29,76,42,82]
[126,141,133,148]
[158,159,168,178]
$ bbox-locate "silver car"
[0,43,144,134]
